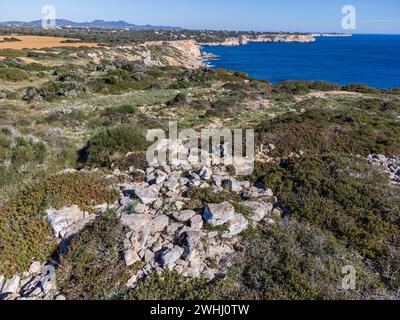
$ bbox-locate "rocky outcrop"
[201,33,351,47]
[202,33,317,47]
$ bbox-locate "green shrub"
[0,134,47,176]
[38,80,85,100]
[166,93,190,107]
[57,211,132,300]
[99,104,138,124]
[273,81,341,95]
[0,67,29,81]
[0,49,28,58]
[343,84,380,94]
[124,271,233,300]
[273,81,311,95]
[308,81,341,91]
[80,124,149,167]
[0,37,21,43]
[168,79,191,89]
[213,69,247,83]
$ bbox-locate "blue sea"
[202,35,400,89]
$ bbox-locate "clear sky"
[0,0,399,34]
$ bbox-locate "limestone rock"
[121,214,169,233]
[47,206,94,239]
[203,202,235,226]
[28,262,42,275]
[161,246,185,268]
[173,210,196,222]
[222,178,242,192]
[240,201,273,222]
[125,250,141,266]
[222,214,248,239]
[198,166,212,180]
[132,184,159,204]
[1,275,20,294]
[190,215,204,230]
[0,275,4,292]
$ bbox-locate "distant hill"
[0,19,181,30]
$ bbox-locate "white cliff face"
[201,34,317,46]
[164,39,203,68]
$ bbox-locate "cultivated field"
[0,35,98,49]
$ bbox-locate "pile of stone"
[117,159,278,288]
[368,154,400,185]
[0,262,65,301]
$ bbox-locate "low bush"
[0,49,28,58]
[0,133,47,175]
[57,211,132,300]
[124,271,234,300]
[38,80,85,100]
[343,84,380,94]
[273,81,311,95]
[0,67,29,81]
[273,81,341,95]
[79,124,149,167]
[184,187,242,210]
[213,69,247,83]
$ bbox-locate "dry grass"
[0,35,98,49]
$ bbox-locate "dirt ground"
[0,35,98,49]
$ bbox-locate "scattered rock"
[125,250,141,266]
[368,154,400,184]
[198,166,212,180]
[190,215,204,230]
[121,214,169,233]
[240,201,273,222]
[132,184,159,204]
[161,246,185,268]
[222,214,248,239]
[222,178,242,192]
[173,210,196,222]
[47,206,95,239]
[204,202,235,226]
[28,262,42,275]
[1,275,20,294]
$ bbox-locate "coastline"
[199,33,352,47]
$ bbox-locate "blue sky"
[0,0,399,34]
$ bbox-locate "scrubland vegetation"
[0,29,399,300]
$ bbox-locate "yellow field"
[0,35,98,49]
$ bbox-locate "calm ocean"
[202,34,400,89]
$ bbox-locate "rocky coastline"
[200,33,352,47]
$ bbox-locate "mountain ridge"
[0,19,181,30]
